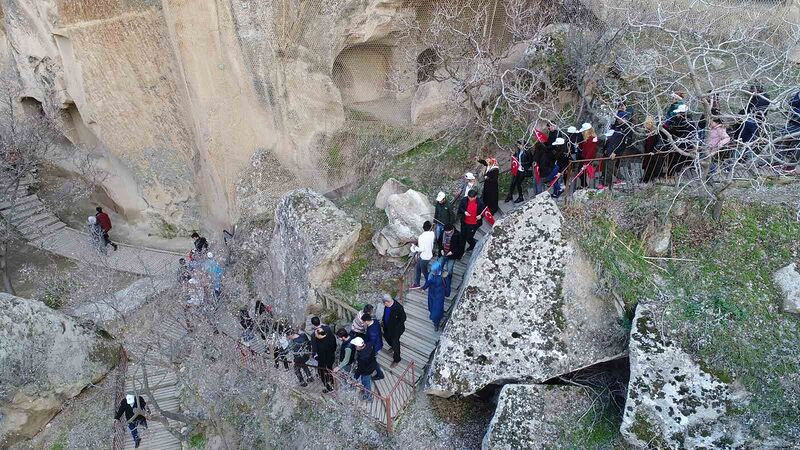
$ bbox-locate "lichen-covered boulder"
[374,178,408,210]
[482,384,593,450]
[427,195,626,397]
[372,189,434,257]
[773,263,800,314]
[621,302,748,449]
[69,277,174,324]
[643,219,672,256]
[265,189,361,323]
[0,294,120,446]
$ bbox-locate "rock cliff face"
[0,293,120,446]
[261,189,361,323]
[0,0,449,233]
[427,195,626,397]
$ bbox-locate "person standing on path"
[477,156,501,214]
[350,304,373,339]
[362,313,383,353]
[433,192,452,242]
[379,294,406,368]
[350,337,385,401]
[505,140,529,203]
[458,190,484,252]
[454,172,478,204]
[87,216,106,255]
[334,328,357,374]
[412,260,447,331]
[436,224,465,281]
[114,394,149,448]
[286,328,314,387]
[410,221,435,288]
[95,207,118,251]
[313,327,337,392]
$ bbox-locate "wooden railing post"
[385,395,393,432]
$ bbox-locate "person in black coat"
[286,329,314,386]
[114,394,149,448]
[351,337,385,401]
[458,190,485,251]
[436,224,465,280]
[505,140,530,203]
[477,157,501,214]
[380,294,407,367]
[313,327,337,392]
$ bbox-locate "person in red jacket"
[95,207,118,251]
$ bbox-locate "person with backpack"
[286,328,314,387]
[95,207,118,251]
[350,337,385,401]
[114,394,150,448]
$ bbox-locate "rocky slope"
[0,293,120,447]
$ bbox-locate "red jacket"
[96,212,112,232]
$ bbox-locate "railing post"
[411,361,415,385]
[385,395,393,432]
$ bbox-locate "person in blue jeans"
[351,337,384,401]
[114,394,149,448]
[435,224,465,281]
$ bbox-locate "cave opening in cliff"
[416,48,441,84]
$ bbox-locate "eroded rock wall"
[0,0,446,233]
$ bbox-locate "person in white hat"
[601,125,627,188]
[455,172,478,201]
[537,137,565,198]
[114,393,149,448]
[86,216,106,255]
[202,250,223,299]
[433,192,451,241]
[351,335,385,401]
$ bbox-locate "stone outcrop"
[0,293,120,446]
[643,219,672,256]
[427,194,626,397]
[773,263,800,314]
[372,189,434,258]
[621,302,748,449]
[482,384,594,450]
[262,189,361,323]
[374,178,408,210]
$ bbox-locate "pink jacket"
[708,124,730,150]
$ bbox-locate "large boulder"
[372,189,434,257]
[621,302,748,449]
[374,178,408,210]
[0,294,120,446]
[482,384,593,450]
[773,263,800,314]
[427,195,626,397]
[264,189,361,323]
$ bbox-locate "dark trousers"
[127,418,146,442]
[317,360,334,389]
[102,231,116,248]
[294,363,313,383]
[273,349,289,369]
[462,222,480,249]
[384,330,403,363]
[506,174,525,200]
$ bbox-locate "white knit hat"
[207,252,214,259]
[580,122,592,132]
[604,130,615,137]
[465,172,476,180]
[87,216,96,224]
[675,104,688,113]
[436,192,446,202]
[126,394,135,406]
[351,337,365,347]
[553,137,565,145]
[567,126,578,133]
